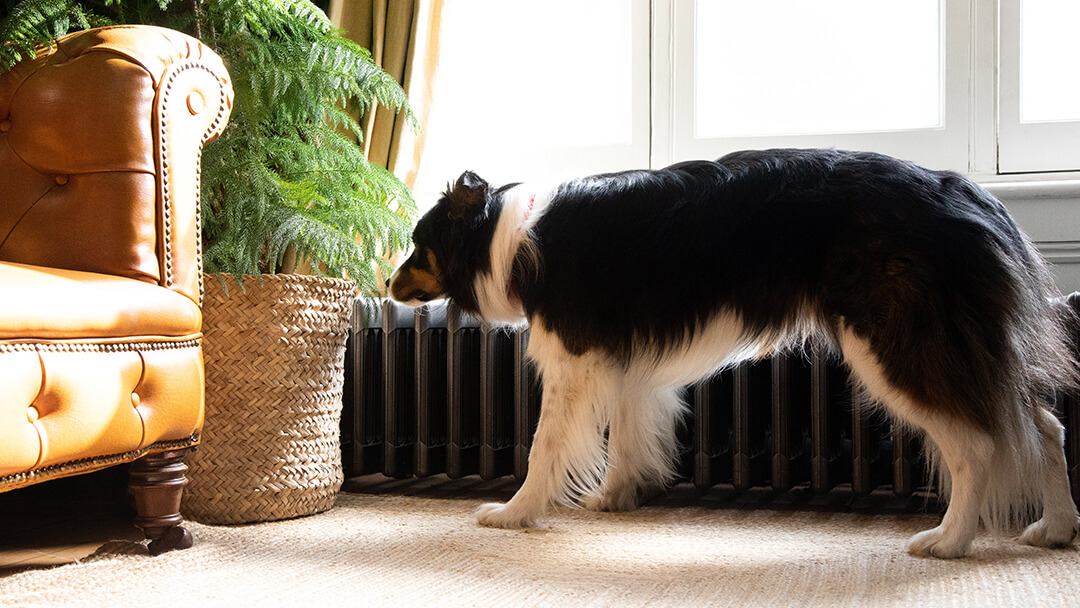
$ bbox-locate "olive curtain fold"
[328,0,443,189]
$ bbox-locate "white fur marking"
[1019,407,1080,547]
[477,312,768,528]
[471,184,555,326]
[834,326,1067,558]
[477,320,617,528]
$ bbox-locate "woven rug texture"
[3,480,1080,608]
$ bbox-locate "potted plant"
[1,0,416,523]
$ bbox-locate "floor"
[1,466,942,578]
[0,467,142,576]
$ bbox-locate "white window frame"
[996,0,1080,173]
[421,0,1080,181]
[654,0,973,172]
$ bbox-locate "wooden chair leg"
[129,447,196,555]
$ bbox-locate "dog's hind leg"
[1018,406,1080,547]
[585,385,685,512]
[903,419,994,558]
[476,323,617,529]
[838,328,992,558]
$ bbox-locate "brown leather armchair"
[0,25,232,554]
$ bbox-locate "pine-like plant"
[0,0,417,295]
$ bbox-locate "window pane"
[1020,0,1080,123]
[412,0,636,194]
[426,0,632,149]
[694,0,942,138]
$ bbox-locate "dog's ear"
[447,171,489,220]
[456,170,487,191]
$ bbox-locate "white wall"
[986,180,1080,294]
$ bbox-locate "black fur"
[423,149,1078,434]
[394,148,1080,553]
[409,172,516,312]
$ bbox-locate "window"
[694,1,942,138]
[412,0,651,197]
[668,0,969,170]
[416,0,1080,194]
[998,0,1080,172]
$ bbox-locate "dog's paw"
[583,488,640,513]
[476,502,536,529]
[906,526,974,559]
[1019,516,1079,548]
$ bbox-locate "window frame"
[656,0,974,172]
[996,0,1080,173]
[656,0,1080,176]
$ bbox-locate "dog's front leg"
[477,337,613,529]
[585,385,685,512]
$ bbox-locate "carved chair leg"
[129,447,196,555]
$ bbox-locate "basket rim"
[204,272,358,291]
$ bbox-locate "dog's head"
[388,171,498,312]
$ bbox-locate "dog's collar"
[522,194,537,225]
[508,277,521,304]
[508,194,536,304]
[473,183,553,327]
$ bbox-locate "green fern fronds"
[0,0,95,68]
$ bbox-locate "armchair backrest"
[0,25,233,304]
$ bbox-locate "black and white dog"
[388,148,1080,558]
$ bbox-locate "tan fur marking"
[388,249,445,302]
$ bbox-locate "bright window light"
[694,0,942,138]
[413,0,634,194]
[1020,0,1080,123]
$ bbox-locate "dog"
[388,148,1080,558]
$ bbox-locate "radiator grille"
[342,299,1080,502]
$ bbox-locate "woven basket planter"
[182,273,356,524]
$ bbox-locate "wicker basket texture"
[183,273,356,524]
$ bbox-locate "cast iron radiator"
[341,298,1080,502]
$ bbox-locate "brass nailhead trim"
[0,338,200,354]
[158,60,229,300]
[0,433,200,489]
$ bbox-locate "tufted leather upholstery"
[0,25,232,493]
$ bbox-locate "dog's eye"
[411,253,431,272]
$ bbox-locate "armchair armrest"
[0,25,233,304]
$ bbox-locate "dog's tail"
[933,239,1080,534]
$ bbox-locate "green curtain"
[328,0,443,189]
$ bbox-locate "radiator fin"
[341,299,1079,504]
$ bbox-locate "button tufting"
[27,405,39,423]
[0,120,9,132]
[187,91,205,115]
[55,175,69,186]
[131,392,141,407]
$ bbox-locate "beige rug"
[3,477,1080,607]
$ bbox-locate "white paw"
[475,502,536,529]
[583,486,640,512]
[581,494,604,512]
[1019,516,1079,548]
[906,525,974,559]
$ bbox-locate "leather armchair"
[0,25,232,553]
